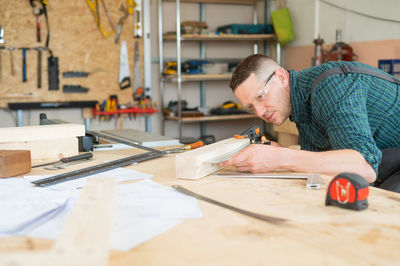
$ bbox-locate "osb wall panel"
[0,0,143,108]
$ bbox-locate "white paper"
[0,178,77,235]
[15,179,202,251]
[111,179,203,251]
[24,167,153,191]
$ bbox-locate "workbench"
[1,149,400,265]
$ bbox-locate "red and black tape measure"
[325,172,369,211]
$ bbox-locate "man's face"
[234,72,291,125]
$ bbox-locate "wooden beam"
[175,137,250,180]
[0,124,85,143]
[0,177,116,266]
[0,138,79,160]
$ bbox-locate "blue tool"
[19,47,30,82]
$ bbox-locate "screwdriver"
[32,153,93,168]
[164,140,204,154]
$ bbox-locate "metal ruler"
[32,131,165,187]
[172,185,287,225]
[213,172,321,190]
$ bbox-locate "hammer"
[33,47,47,88]
[19,47,31,82]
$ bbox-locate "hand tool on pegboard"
[325,172,369,211]
[48,55,59,91]
[0,47,5,82]
[86,0,115,38]
[132,39,143,92]
[29,0,50,47]
[0,26,6,81]
[0,26,4,45]
[115,4,129,44]
[19,48,31,82]
[8,47,15,76]
[133,0,142,38]
[33,47,47,88]
[119,40,131,90]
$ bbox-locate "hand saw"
[119,40,131,90]
[86,0,114,38]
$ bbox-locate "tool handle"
[184,140,204,150]
[60,153,93,163]
[22,49,27,82]
[37,50,42,88]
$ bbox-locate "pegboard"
[0,0,144,108]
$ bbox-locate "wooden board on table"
[0,124,85,143]
[175,137,249,180]
[0,137,79,161]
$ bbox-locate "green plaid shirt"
[289,61,400,173]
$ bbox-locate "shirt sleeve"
[311,74,382,173]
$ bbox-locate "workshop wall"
[283,0,400,70]
[0,0,146,130]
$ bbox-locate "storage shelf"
[163,34,275,42]
[92,107,157,116]
[163,0,262,5]
[165,114,258,123]
[163,73,232,82]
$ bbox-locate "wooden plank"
[0,177,116,266]
[0,150,31,177]
[0,124,85,143]
[0,138,79,161]
[175,137,250,179]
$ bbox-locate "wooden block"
[175,138,250,180]
[0,124,85,143]
[0,150,31,178]
[273,120,299,147]
[0,137,78,161]
[273,120,298,135]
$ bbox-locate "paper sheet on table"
[26,179,203,251]
[0,178,78,235]
[24,167,153,190]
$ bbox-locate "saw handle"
[60,153,93,163]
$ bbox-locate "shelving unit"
[158,0,280,140]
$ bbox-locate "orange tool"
[164,140,204,153]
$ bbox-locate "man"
[222,54,400,192]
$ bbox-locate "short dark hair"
[229,54,274,92]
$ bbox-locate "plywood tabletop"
[2,149,400,265]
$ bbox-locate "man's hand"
[220,144,377,183]
[220,143,283,173]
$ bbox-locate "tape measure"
[325,172,369,211]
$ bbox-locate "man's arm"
[221,144,377,183]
